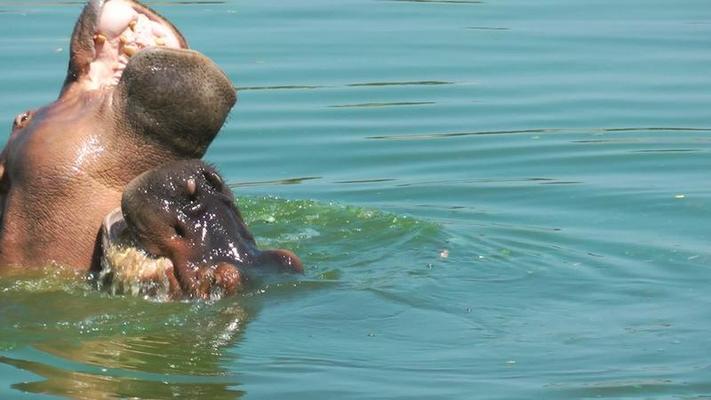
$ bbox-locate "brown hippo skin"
[102,160,303,299]
[0,0,236,271]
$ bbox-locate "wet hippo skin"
[102,160,303,299]
[0,0,236,270]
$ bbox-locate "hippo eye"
[203,169,224,191]
[12,110,33,130]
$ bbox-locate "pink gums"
[87,0,182,89]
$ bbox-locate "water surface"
[1,0,711,398]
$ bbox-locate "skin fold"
[0,0,236,271]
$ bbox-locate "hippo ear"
[257,249,304,273]
[114,47,236,158]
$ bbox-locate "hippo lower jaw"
[100,208,242,300]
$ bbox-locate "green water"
[1,0,711,398]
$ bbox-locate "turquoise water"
[1,0,711,398]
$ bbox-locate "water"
[1,0,711,398]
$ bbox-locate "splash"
[99,243,174,300]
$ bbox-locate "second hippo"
[100,160,303,299]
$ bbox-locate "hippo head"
[101,160,303,299]
[0,0,236,269]
[62,0,236,157]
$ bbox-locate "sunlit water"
[1,0,711,398]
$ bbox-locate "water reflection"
[31,302,249,375]
[2,355,243,400]
[0,273,254,398]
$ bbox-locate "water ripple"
[381,0,483,4]
[329,101,435,108]
[347,81,454,87]
[368,127,711,141]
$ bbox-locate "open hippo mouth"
[69,0,187,91]
[62,0,236,159]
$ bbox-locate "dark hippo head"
[101,160,303,299]
[0,0,236,270]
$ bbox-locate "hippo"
[0,0,236,271]
[100,160,303,299]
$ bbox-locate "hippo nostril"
[174,221,187,238]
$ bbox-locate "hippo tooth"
[94,33,107,45]
[98,0,139,38]
[119,35,129,45]
[128,20,137,31]
[155,37,166,46]
[122,45,139,57]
